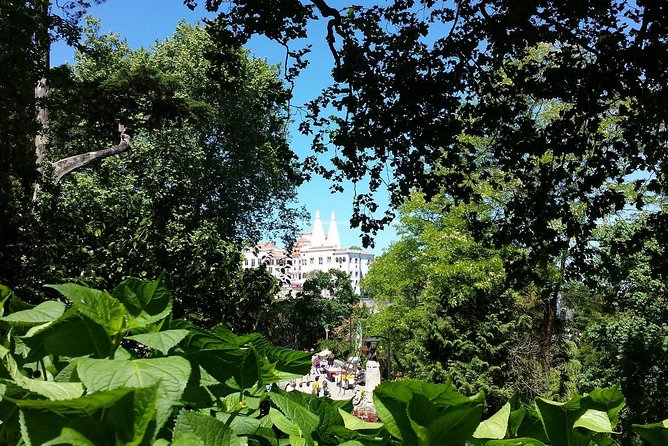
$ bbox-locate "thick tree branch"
[51,125,132,183]
[310,0,342,69]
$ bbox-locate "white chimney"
[310,210,326,247]
[326,211,341,249]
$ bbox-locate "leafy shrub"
[0,279,664,445]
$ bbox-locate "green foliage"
[363,193,523,405]
[632,419,668,446]
[205,1,668,276]
[570,218,668,440]
[3,21,304,329]
[0,278,314,444]
[534,387,625,446]
[282,269,358,348]
[373,379,485,445]
[0,277,663,445]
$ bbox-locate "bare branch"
[51,124,132,183]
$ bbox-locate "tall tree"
[192,0,667,272]
[5,22,306,327]
[0,0,113,282]
[362,192,524,406]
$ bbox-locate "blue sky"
[50,0,398,254]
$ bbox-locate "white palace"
[242,211,374,294]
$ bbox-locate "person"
[311,376,320,396]
[311,354,319,375]
[321,380,330,397]
[327,353,334,367]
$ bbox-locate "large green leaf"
[46,283,126,336]
[269,392,320,441]
[112,277,172,329]
[584,387,625,429]
[0,345,84,400]
[103,384,160,445]
[572,409,613,433]
[216,411,264,436]
[77,356,190,430]
[172,409,243,446]
[269,407,302,437]
[22,311,113,360]
[408,393,485,445]
[18,386,159,446]
[535,386,624,446]
[474,402,511,440]
[240,333,312,377]
[508,404,548,442]
[175,321,248,385]
[632,418,668,446]
[0,301,65,326]
[172,433,206,446]
[309,396,346,444]
[179,323,310,388]
[41,427,97,446]
[19,410,104,446]
[12,377,84,402]
[127,329,189,355]
[0,284,13,317]
[372,379,484,446]
[258,354,286,385]
[237,344,261,389]
[7,387,135,413]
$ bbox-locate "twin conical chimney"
[310,210,341,248]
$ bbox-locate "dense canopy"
[189,0,668,271]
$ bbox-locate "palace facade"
[242,211,374,294]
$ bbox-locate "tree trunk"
[541,287,559,370]
[540,253,566,372]
[30,1,132,193]
[32,0,50,201]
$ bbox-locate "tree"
[0,0,100,283]
[190,0,667,273]
[568,216,668,441]
[288,269,358,348]
[362,192,524,406]
[4,22,305,327]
